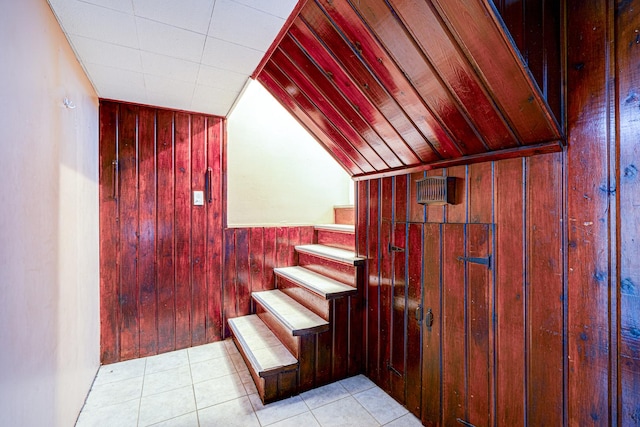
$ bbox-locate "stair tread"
[314,224,355,233]
[296,244,365,265]
[275,266,357,299]
[228,315,297,377]
[253,290,329,336]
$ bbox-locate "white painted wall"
[0,1,100,426]
[227,80,352,226]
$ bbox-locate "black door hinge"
[387,362,403,377]
[388,243,405,253]
[457,255,491,269]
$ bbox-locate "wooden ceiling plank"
[258,71,363,176]
[263,61,376,173]
[299,2,442,163]
[384,0,520,150]
[288,21,421,166]
[273,42,395,170]
[278,35,403,169]
[339,0,488,156]
[430,0,562,143]
[312,0,466,160]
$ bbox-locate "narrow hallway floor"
[76,339,422,426]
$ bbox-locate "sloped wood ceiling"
[255,0,563,179]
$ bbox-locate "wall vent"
[416,177,457,205]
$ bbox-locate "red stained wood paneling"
[235,228,251,318]
[390,221,407,404]
[156,110,176,354]
[249,228,265,292]
[566,1,613,424]
[263,227,277,290]
[190,115,207,347]
[405,223,423,417]
[444,166,467,223]
[138,107,158,356]
[99,102,119,364]
[618,2,640,424]
[205,117,224,343]
[174,113,192,349]
[223,227,238,337]
[118,104,140,360]
[367,179,381,383]
[99,103,225,361]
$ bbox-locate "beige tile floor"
[76,339,423,427]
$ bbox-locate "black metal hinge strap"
[457,255,491,269]
[388,243,405,253]
[387,362,402,377]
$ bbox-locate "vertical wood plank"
[235,228,251,317]
[367,179,381,383]
[466,224,492,426]
[408,172,426,223]
[425,169,445,223]
[445,166,467,223]
[421,223,442,426]
[223,228,237,337]
[157,110,176,353]
[263,227,277,290]
[441,223,465,424]
[287,227,301,267]
[390,221,407,404]
[494,158,525,426]
[118,104,139,360]
[566,1,613,424]
[379,177,394,392]
[276,227,289,268]
[190,115,207,346]
[300,226,315,246]
[468,162,493,224]
[405,223,423,417]
[617,1,640,423]
[249,227,265,292]
[206,117,223,342]
[333,296,349,380]
[99,101,119,363]
[174,113,192,350]
[137,107,158,357]
[395,174,408,223]
[526,153,564,425]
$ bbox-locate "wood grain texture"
[405,223,423,417]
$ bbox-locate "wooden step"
[315,224,355,251]
[228,315,298,404]
[252,290,329,336]
[334,205,354,225]
[275,266,357,299]
[295,244,365,266]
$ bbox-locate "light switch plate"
[193,190,204,206]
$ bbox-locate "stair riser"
[254,302,301,358]
[315,229,355,251]
[276,275,330,321]
[334,206,354,225]
[297,252,357,287]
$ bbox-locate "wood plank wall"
[99,101,317,363]
[356,0,640,425]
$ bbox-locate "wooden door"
[421,223,493,427]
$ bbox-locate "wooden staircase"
[228,213,365,404]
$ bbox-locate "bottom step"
[228,315,298,404]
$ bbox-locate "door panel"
[421,223,493,426]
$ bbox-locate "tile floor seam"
[185,348,202,427]
[136,358,148,427]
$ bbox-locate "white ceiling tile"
[83,62,146,100]
[132,0,215,34]
[80,0,134,14]
[144,74,196,99]
[197,65,248,92]
[146,91,194,113]
[70,35,142,72]
[209,0,284,51]
[140,52,200,83]
[51,0,138,49]
[201,37,263,74]
[192,85,240,115]
[230,0,298,19]
[136,17,207,62]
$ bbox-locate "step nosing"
[295,244,365,265]
[252,290,329,335]
[274,267,357,298]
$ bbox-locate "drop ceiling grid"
[47,0,298,116]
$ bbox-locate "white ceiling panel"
[231,0,298,19]
[201,37,264,75]
[140,52,200,83]
[80,0,134,14]
[209,0,285,51]
[136,18,206,63]
[70,36,142,72]
[47,0,299,116]
[192,85,240,116]
[50,0,138,49]
[132,0,215,34]
[197,65,248,92]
